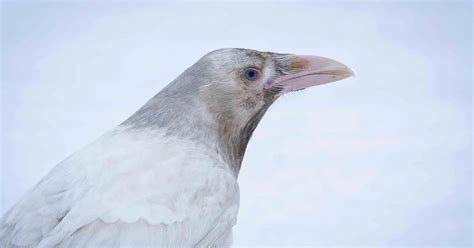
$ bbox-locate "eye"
[243,68,260,81]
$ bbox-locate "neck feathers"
[121,64,272,176]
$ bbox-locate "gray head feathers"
[120,48,353,174]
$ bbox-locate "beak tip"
[347,67,355,78]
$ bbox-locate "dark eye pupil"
[244,68,259,81]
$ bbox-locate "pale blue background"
[1,1,472,246]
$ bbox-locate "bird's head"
[123,48,353,174]
[196,48,353,127]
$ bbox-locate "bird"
[0,48,353,247]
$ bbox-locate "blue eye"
[244,68,260,81]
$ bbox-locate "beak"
[267,55,354,94]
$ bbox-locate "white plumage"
[1,128,238,247]
[0,48,352,247]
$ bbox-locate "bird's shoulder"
[1,127,239,247]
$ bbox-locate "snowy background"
[1,1,472,246]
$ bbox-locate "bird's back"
[0,127,239,247]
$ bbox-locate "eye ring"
[243,67,260,82]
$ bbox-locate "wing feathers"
[1,129,239,247]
